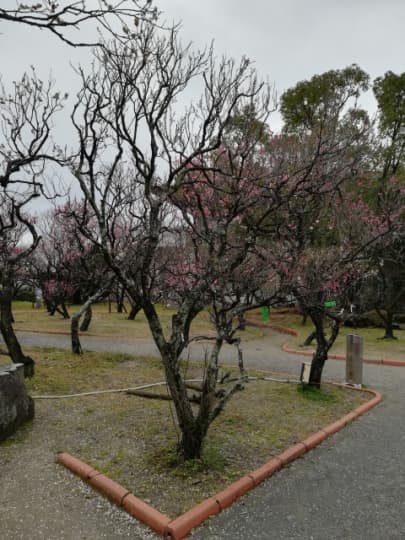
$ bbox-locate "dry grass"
[12,301,263,342]
[2,346,371,517]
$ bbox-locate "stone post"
[346,334,363,386]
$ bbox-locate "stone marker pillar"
[346,334,363,386]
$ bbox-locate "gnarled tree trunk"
[46,301,70,319]
[116,285,126,313]
[127,303,141,321]
[143,301,215,460]
[79,304,92,331]
[308,311,340,387]
[376,308,397,340]
[146,299,245,460]
[71,289,106,354]
[0,292,34,377]
[309,339,329,387]
[303,330,316,346]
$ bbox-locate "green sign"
[324,300,337,308]
[261,306,269,322]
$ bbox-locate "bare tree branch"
[0,1,160,48]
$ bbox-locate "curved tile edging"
[56,387,382,540]
[246,317,405,367]
[282,343,405,367]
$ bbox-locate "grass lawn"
[12,301,263,342]
[2,347,370,517]
[250,308,405,361]
[12,302,405,360]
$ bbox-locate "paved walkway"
[193,363,405,540]
[3,330,405,539]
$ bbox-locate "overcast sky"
[1,0,405,214]
[161,0,405,127]
[1,0,405,131]
[162,0,405,86]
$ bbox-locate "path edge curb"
[56,387,382,540]
[246,317,405,367]
[56,452,171,535]
[282,343,405,367]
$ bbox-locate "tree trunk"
[48,302,70,318]
[164,335,243,459]
[71,314,83,355]
[60,302,70,319]
[382,310,397,340]
[184,340,222,459]
[71,289,107,354]
[127,303,141,321]
[303,330,316,346]
[180,423,206,460]
[116,286,126,313]
[308,313,341,387]
[142,301,205,459]
[180,337,245,459]
[309,341,328,387]
[143,302,243,460]
[45,301,55,315]
[0,294,35,377]
[161,348,203,459]
[237,312,246,330]
[308,312,329,387]
[79,305,92,331]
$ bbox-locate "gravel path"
[193,364,405,540]
[2,330,404,539]
[15,329,340,377]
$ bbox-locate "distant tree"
[353,72,405,338]
[280,64,370,134]
[353,178,405,339]
[273,66,376,386]
[373,71,405,182]
[358,246,405,339]
[223,103,273,150]
[36,203,113,353]
[271,187,395,386]
[34,211,77,319]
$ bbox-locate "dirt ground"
[0,329,370,539]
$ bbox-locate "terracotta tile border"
[281,343,405,367]
[17,320,405,366]
[56,386,382,540]
[56,452,171,535]
[15,328,102,337]
[246,317,405,367]
[247,319,299,336]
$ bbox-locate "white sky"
[1,0,404,212]
[160,0,405,128]
[0,0,405,108]
[1,0,405,131]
